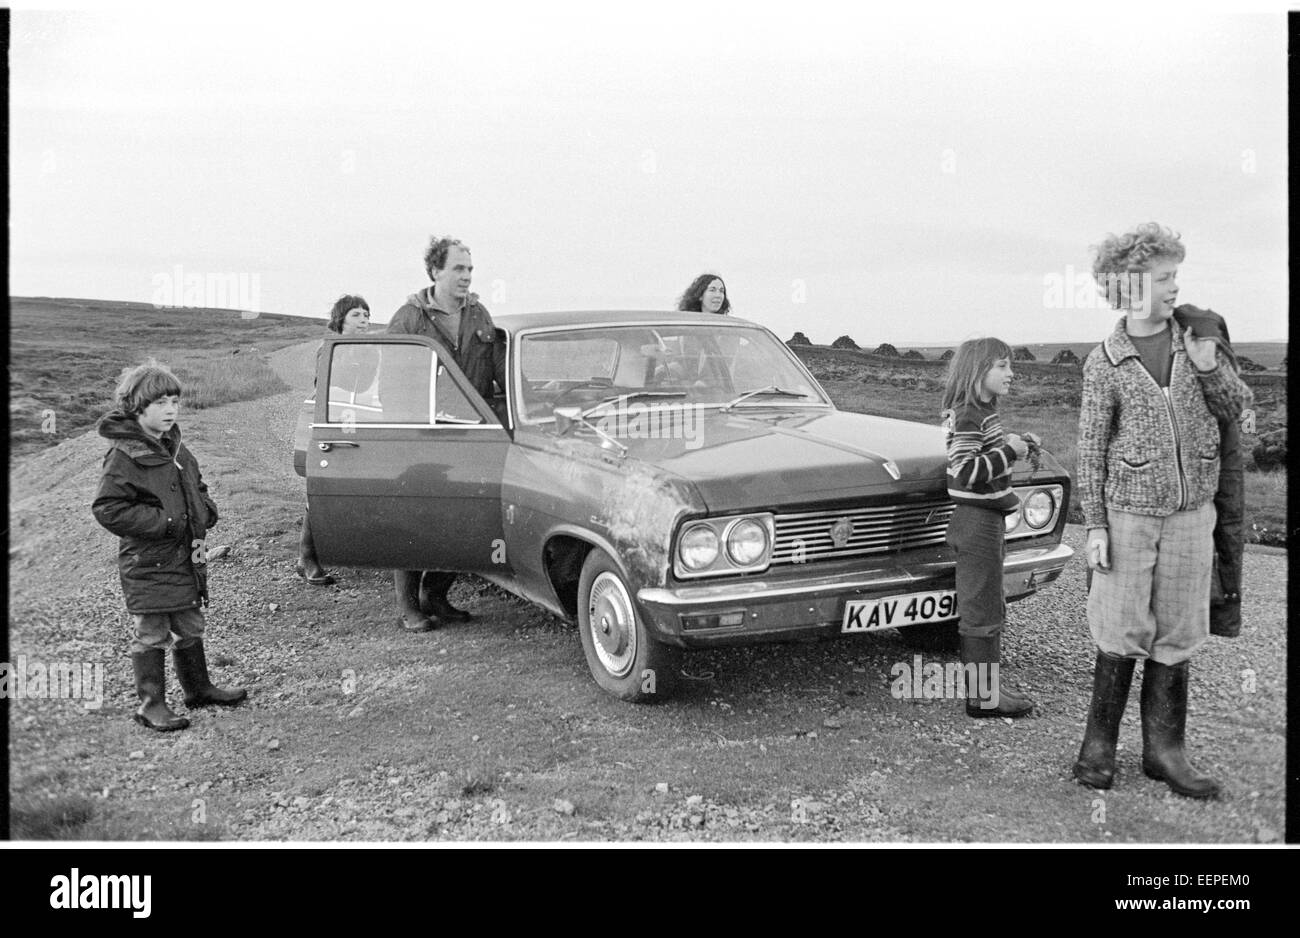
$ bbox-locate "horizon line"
[8,295,1291,347]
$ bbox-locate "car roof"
[491,309,761,335]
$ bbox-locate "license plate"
[841,590,959,633]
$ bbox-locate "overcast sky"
[9,2,1290,344]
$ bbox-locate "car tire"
[577,549,679,703]
[898,619,961,652]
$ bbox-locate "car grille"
[770,497,953,565]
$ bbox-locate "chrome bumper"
[639,543,1074,607]
[636,542,1074,646]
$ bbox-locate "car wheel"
[899,619,961,652]
[577,549,679,703]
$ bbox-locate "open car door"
[306,335,512,572]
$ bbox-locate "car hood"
[586,407,949,511]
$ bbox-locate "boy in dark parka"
[92,361,246,731]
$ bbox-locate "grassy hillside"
[9,297,326,460]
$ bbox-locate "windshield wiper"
[580,391,686,421]
[551,392,688,457]
[552,407,628,456]
[721,385,810,411]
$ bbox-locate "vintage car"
[295,311,1074,702]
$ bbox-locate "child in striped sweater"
[941,337,1039,718]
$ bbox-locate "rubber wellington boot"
[394,569,436,632]
[1140,660,1221,799]
[960,634,1033,718]
[131,649,189,732]
[295,510,336,586]
[419,571,472,623]
[173,640,247,708]
[1072,650,1136,789]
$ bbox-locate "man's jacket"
[388,288,506,400]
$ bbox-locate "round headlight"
[1023,489,1055,529]
[726,518,769,566]
[679,524,720,571]
[1004,508,1021,533]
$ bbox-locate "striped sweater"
[943,399,1020,513]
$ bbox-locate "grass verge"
[171,353,289,411]
[10,297,323,459]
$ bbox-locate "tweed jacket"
[1078,317,1251,529]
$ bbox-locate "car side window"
[434,362,485,424]
[327,342,488,426]
[326,344,381,405]
[329,342,432,424]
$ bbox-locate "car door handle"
[317,441,361,451]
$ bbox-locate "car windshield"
[517,323,829,422]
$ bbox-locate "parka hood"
[96,410,180,458]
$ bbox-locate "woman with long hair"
[677,274,730,315]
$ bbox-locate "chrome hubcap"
[588,571,637,678]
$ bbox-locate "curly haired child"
[1073,223,1250,797]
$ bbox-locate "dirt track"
[7,341,1287,842]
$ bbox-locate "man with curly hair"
[1072,223,1251,799]
[386,236,506,633]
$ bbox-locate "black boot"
[131,650,189,732]
[1072,650,1136,789]
[961,634,1033,718]
[419,571,472,623]
[174,640,247,708]
[395,569,436,632]
[295,510,336,585]
[1140,660,1221,799]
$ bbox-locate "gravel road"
[7,341,1287,843]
